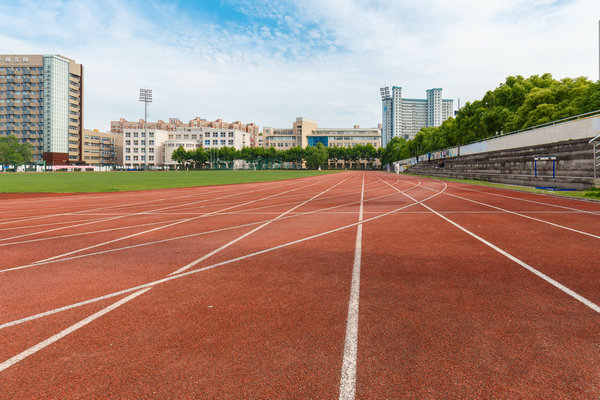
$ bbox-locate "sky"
[1,0,599,131]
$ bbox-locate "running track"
[1,171,599,399]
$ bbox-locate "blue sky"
[1,0,599,131]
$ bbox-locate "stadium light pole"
[139,88,152,171]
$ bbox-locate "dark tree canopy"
[0,135,32,167]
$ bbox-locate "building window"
[212,140,218,145]
[204,140,210,146]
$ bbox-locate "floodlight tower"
[139,88,152,170]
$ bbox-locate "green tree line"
[0,135,32,169]
[171,142,380,170]
[380,74,600,165]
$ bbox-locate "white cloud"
[1,0,598,132]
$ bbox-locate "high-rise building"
[380,86,453,146]
[0,54,83,164]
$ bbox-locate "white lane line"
[0,178,415,274]
[339,174,365,400]
[169,174,353,275]
[0,217,111,233]
[0,182,357,247]
[449,182,600,216]
[0,178,345,246]
[0,182,289,244]
[0,176,308,229]
[0,288,152,372]
[1,178,443,331]
[0,175,347,372]
[0,190,212,227]
[439,190,600,240]
[399,190,600,314]
[0,218,192,248]
[425,201,600,313]
[29,181,319,265]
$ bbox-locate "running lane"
[355,172,600,399]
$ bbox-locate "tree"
[284,146,305,169]
[171,146,188,169]
[0,135,32,168]
[327,146,344,169]
[190,147,208,169]
[304,143,328,169]
[362,143,377,168]
[218,146,239,169]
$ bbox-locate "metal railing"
[590,134,600,180]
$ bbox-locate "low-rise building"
[121,128,169,170]
[307,125,381,148]
[120,126,249,169]
[162,127,249,167]
[81,129,122,166]
[262,117,317,149]
[263,118,381,149]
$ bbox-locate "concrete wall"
[460,115,600,156]
[406,138,596,190]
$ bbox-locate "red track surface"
[1,171,600,399]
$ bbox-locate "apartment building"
[263,118,381,149]
[111,117,259,146]
[0,54,83,164]
[380,86,453,146]
[81,129,122,166]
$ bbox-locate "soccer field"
[0,170,339,193]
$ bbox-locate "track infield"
[1,171,599,399]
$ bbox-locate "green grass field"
[0,170,340,193]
